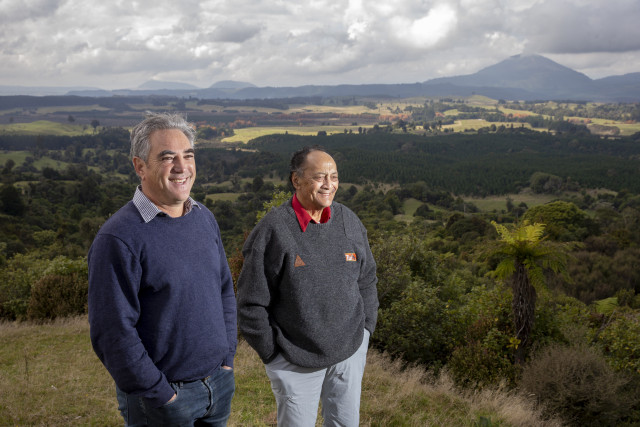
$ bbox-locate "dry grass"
[0,317,563,426]
[0,316,121,426]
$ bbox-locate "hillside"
[0,316,559,426]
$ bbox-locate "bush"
[447,313,517,388]
[374,282,453,368]
[27,272,88,320]
[593,310,640,374]
[0,254,49,320]
[519,343,634,426]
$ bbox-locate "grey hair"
[130,112,196,161]
[288,145,330,185]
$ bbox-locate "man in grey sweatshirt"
[236,146,378,427]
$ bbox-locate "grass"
[0,316,561,426]
[206,193,242,202]
[464,193,558,212]
[0,150,30,166]
[35,105,110,114]
[0,121,96,136]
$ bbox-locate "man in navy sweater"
[88,113,237,426]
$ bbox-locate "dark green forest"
[2,127,640,425]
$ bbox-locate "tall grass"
[0,317,561,426]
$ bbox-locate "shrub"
[27,272,88,320]
[593,310,640,375]
[374,281,459,368]
[448,337,517,388]
[0,254,49,320]
[519,343,634,426]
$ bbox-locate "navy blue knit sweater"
[88,201,237,408]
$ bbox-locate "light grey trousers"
[264,329,370,427]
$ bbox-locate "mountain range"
[2,54,640,102]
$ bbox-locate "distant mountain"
[425,54,594,99]
[0,85,101,96]
[138,80,200,90]
[419,54,640,102]
[5,55,640,101]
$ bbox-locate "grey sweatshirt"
[236,200,378,368]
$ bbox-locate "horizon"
[1,53,638,94]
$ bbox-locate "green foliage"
[0,254,49,320]
[529,171,563,194]
[519,343,635,426]
[0,255,86,320]
[0,185,26,216]
[593,310,640,375]
[371,232,481,368]
[484,220,576,361]
[375,282,453,367]
[249,131,640,195]
[27,272,88,320]
[488,220,574,288]
[447,285,517,387]
[255,190,291,223]
[523,201,591,241]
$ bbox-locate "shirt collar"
[291,193,331,232]
[133,185,200,223]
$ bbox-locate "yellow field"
[222,125,369,143]
[498,107,540,117]
[447,120,533,132]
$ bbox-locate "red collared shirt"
[292,193,331,232]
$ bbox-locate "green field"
[35,105,110,114]
[0,120,96,136]
[464,193,558,212]
[205,193,242,202]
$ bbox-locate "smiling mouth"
[169,177,189,184]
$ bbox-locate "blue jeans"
[116,368,235,426]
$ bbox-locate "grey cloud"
[205,22,263,43]
[519,1,640,54]
[0,0,64,23]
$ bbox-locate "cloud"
[0,0,638,88]
[519,0,640,54]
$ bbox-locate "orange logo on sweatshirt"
[294,255,306,267]
[345,253,357,261]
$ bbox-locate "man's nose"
[172,156,185,171]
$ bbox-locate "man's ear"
[132,157,145,179]
[291,172,300,190]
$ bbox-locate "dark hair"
[289,145,329,185]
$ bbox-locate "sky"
[1,0,640,90]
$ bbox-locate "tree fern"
[483,220,577,362]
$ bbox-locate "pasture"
[0,316,556,426]
[0,120,96,136]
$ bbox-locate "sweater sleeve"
[236,221,279,364]
[88,234,174,408]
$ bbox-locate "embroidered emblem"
[294,255,306,267]
[345,253,357,261]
